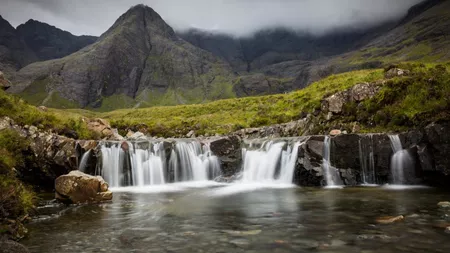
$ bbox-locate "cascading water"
[388,135,413,185]
[169,142,221,182]
[241,140,301,184]
[99,140,221,188]
[78,149,91,172]
[322,136,343,187]
[358,135,376,185]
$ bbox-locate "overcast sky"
[0,0,423,37]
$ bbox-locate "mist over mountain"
[1,0,423,37]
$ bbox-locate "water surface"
[24,185,450,253]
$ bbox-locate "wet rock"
[55,171,112,204]
[209,136,242,177]
[0,239,30,253]
[375,215,404,224]
[438,201,450,208]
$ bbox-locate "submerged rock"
[375,215,404,224]
[445,227,450,234]
[438,201,450,208]
[55,171,112,204]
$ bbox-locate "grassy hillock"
[49,62,448,137]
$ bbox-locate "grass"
[0,129,36,239]
[0,89,97,139]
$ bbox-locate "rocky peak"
[102,4,175,40]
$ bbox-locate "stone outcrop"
[55,171,112,204]
[322,81,383,114]
[0,117,78,189]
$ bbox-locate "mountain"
[16,19,97,61]
[10,5,234,109]
[0,15,36,75]
[0,15,97,78]
[6,0,450,110]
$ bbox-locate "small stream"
[23,185,450,253]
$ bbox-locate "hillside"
[45,62,448,138]
[9,5,234,110]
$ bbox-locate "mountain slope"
[10,5,234,109]
[16,19,97,61]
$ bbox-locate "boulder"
[323,91,349,113]
[55,171,112,204]
[87,118,116,139]
[385,68,410,79]
[350,82,381,102]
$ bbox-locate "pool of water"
[23,184,450,253]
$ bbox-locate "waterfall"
[99,140,221,187]
[322,136,343,187]
[358,135,376,184]
[169,142,221,182]
[78,149,91,172]
[241,140,301,184]
[388,135,413,185]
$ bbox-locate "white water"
[78,149,91,172]
[241,140,301,184]
[388,135,413,185]
[322,136,343,187]
[99,140,221,187]
[358,135,376,184]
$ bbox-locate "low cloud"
[0,0,423,36]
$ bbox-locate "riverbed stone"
[55,171,112,204]
[437,201,450,208]
[375,215,404,224]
